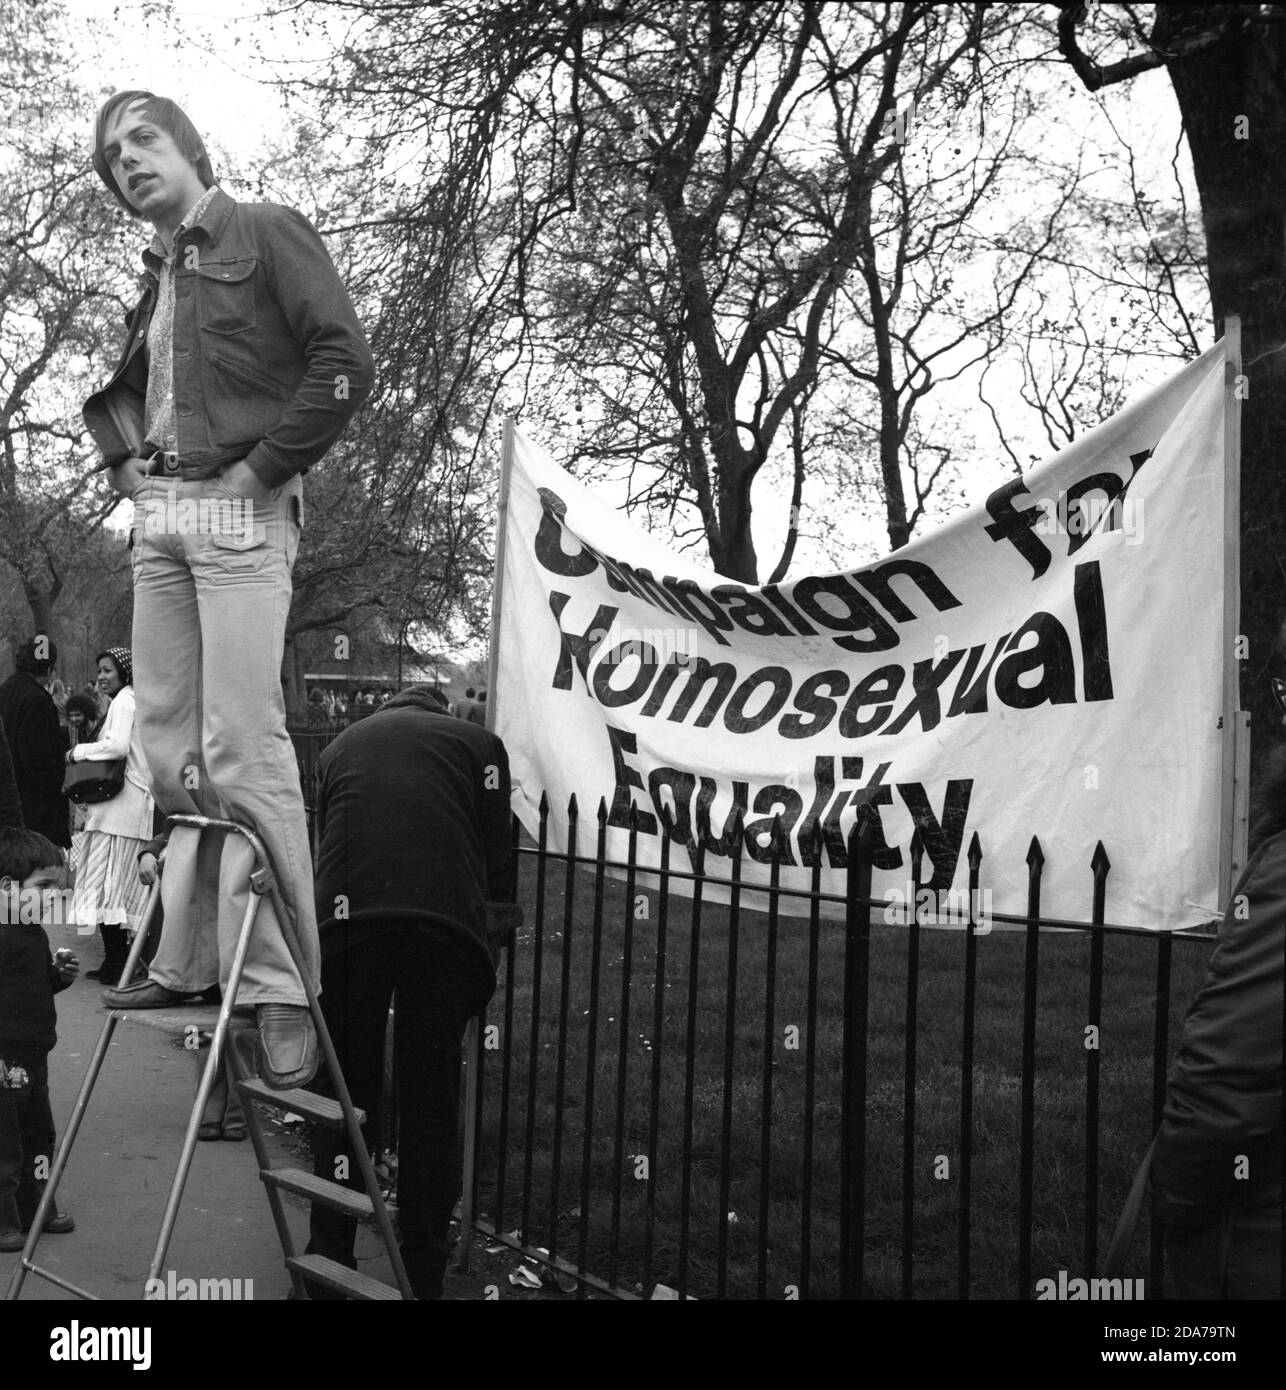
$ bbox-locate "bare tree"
[281,438,493,708]
[276,0,1078,581]
[0,1,132,644]
[977,109,1206,473]
[1054,1,1286,766]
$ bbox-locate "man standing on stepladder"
[84,91,374,1088]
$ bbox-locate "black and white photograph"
[0,0,1281,1367]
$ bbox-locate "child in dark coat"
[0,827,78,1249]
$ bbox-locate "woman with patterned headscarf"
[65,648,156,983]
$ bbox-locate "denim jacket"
[83,188,374,489]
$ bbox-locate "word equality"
[605,737,973,888]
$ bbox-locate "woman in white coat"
[66,647,155,983]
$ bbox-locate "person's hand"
[217,459,276,503]
[54,951,79,984]
[108,456,150,496]
[138,852,159,887]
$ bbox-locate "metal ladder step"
[262,1167,375,1221]
[286,1254,404,1301]
[237,1079,364,1130]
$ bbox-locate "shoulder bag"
[62,757,125,804]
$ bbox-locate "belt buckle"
[148,450,180,475]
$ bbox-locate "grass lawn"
[470,839,1212,1300]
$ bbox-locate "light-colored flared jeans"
[129,473,318,1006]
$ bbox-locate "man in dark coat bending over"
[304,686,515,1299]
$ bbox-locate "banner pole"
[484,417,516,736]
[459,415,516,1272]
[1218,316,1244,905]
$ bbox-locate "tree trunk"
[709,453,759,583]
[1155,4,1286,772]
[23,583,55,640]
[879,386,911,553]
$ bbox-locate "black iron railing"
[465,793,1222,1301]
[288,731,1238,1301]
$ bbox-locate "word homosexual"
[551,561,1113,742]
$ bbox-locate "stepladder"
[4,813,414,1301]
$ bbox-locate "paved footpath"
[3,919,511,1303]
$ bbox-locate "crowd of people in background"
[3,661,487,738]
[303,682,488,727]
[0,640,162,988]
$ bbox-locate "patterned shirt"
[144,186,220,451]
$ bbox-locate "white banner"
[497,339,1232,929]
